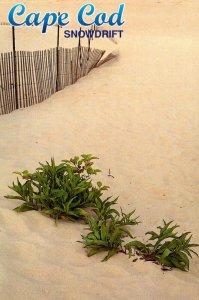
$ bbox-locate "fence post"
[87,26,91,60]
[56,12,60,92]
[76,27,82,80]
[12,26,19,109]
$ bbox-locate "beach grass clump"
[4,154,198,272]
[5,154,108,223]
[80,193,140,261]
[125,220,199,271]
[80,209,139,261]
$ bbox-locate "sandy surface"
[0,1,199,299]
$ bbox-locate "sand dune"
[0,1,199,299]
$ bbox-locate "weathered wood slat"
[0,45,107,115]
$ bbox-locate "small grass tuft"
[125,220,199,271]
[80,212,139,261]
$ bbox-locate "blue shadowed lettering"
[109,4,125,26]
[26,13,40,26]
[78,4,95,26]
[95,13,107,26]
[58,13,69,26]
[8,3,26,26]
[40,13,57,33]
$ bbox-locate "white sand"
[0,1,199,299]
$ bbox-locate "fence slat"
[0,44,108,115]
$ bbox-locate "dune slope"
[0,1,199,299]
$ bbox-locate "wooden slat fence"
[0,46,106,115]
